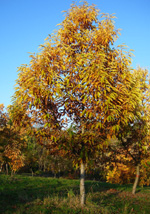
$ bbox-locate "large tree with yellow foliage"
[12,2,141,206]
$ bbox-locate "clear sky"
[0,0,150,108]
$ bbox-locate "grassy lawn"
[0,174,150,214]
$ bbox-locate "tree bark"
[11,170,14,177]
[132,165,140,194]
[6,163,8,175]
[31,168,34,177]
[80,161,85,207]
[80,124,86,206]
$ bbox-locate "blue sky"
[0,0,150,108]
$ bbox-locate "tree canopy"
[13,1,140,145]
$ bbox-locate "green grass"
[0,174,150,214]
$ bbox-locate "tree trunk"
[31,168,34,177]
[54,172,56,178]
[6,163,8,175]
[0,162,3,172]
[43,161,46,172]
[11,170,14,177]
[80,124,86,207]
[80,161,85,207]
[132,165,140,194]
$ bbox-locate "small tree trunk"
[58,169,60,178]
[132,165,140,194]
[31,168,34,177]
[11,170,14,177]
[0,162,3,172]
[80,161,85,207]
[6,163,9,175]
[54,172,56,178]
[43,161,46,172]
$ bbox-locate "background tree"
[12,1,142,206]
[0,104,25,175]
[0,104,9,173]
[107,68,150,194]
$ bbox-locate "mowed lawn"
[0,174,150,214]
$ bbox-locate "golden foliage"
[4,144,24,173]
[106,154,150,186]
[11,1,149,165]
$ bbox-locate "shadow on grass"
[85,180,133,193]
[0,174,78,213]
